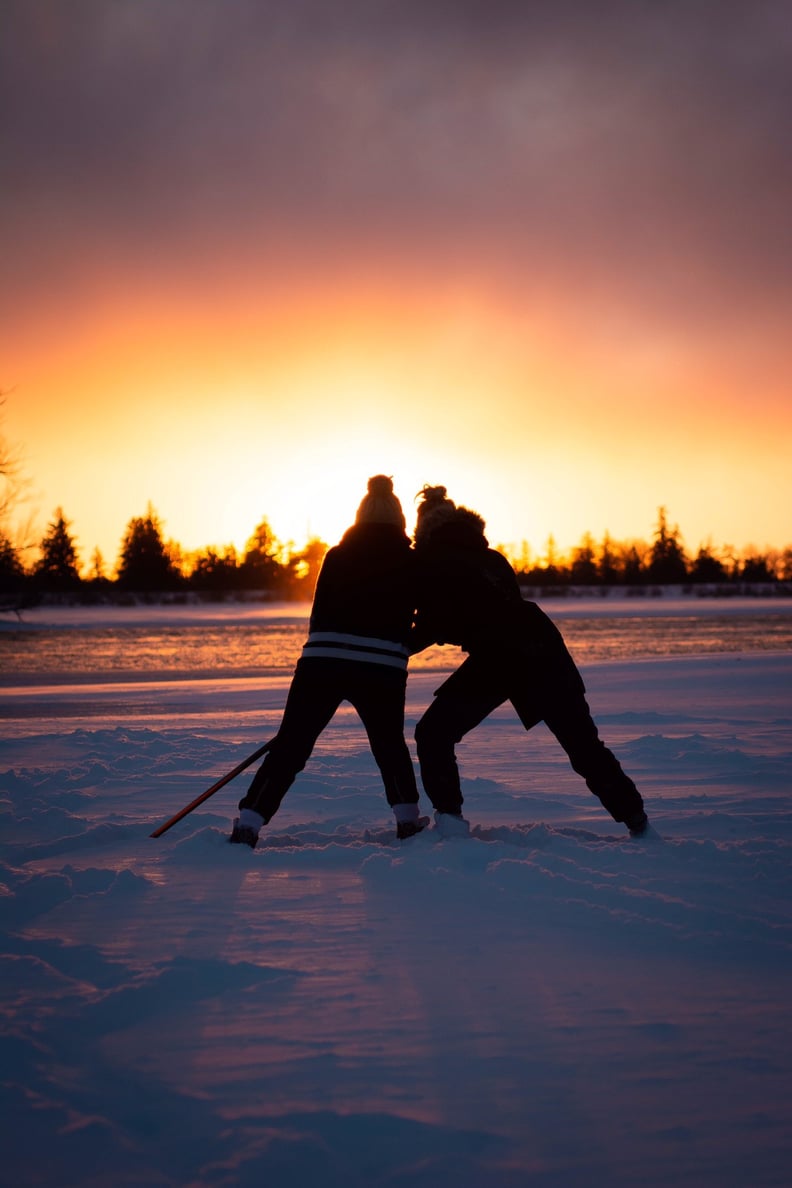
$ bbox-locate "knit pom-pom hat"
[413,484,458,545]
[355,475,406,529]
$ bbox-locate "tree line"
[512,507,792,589]
[1,503,790,607]
[0,505,327,603]
[2,400,790,603]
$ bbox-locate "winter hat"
[453,506,487,538]
[355,475,406,529]
[413,484,458,545]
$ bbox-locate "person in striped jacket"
[230,475,426,847]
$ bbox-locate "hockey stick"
[150,740,272,838]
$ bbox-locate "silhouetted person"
[230,475,426,847]
[411,486,649,839]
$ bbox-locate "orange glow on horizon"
[6,270,792,572]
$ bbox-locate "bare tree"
[0,393,25,525]
[0,393,34,585]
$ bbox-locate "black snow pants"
[414,650,644,825]
[239,657,419,823]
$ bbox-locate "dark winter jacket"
[301,521,416,671]
[412,516,584,690]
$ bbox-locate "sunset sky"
[3,0,791,572]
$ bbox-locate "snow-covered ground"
[1,653,791,1187]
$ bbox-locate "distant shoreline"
[3,580,791,622]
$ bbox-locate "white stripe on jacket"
[300,631,409,670]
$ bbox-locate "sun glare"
[255,434,450,549]
[205,346,522,553]
[248,436,535,559]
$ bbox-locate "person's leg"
[237,660,342,824]
[414,657,507,815]
[348,666,419,809]
[542,689,646,829]
[346,666,429,837]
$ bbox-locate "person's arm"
[409,559,446,654]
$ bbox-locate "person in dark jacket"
[230,475,426,847]
[411,485,649,839]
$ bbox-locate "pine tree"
[239,517,286,591]
[621,543,646,585]
[598,532,620,585]
[116,505,181,590]
[740,553,775,583]
[189,546,240,591]
[570,532,598,584]
[89,548,107,582]
[690,544,727,583]
[648,507,688,584]
[0,532,24,592]
[33,508,81,590]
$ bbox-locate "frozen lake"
[1,598,791,1185]
[3,594,792,686]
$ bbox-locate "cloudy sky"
[2,0,791,568]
